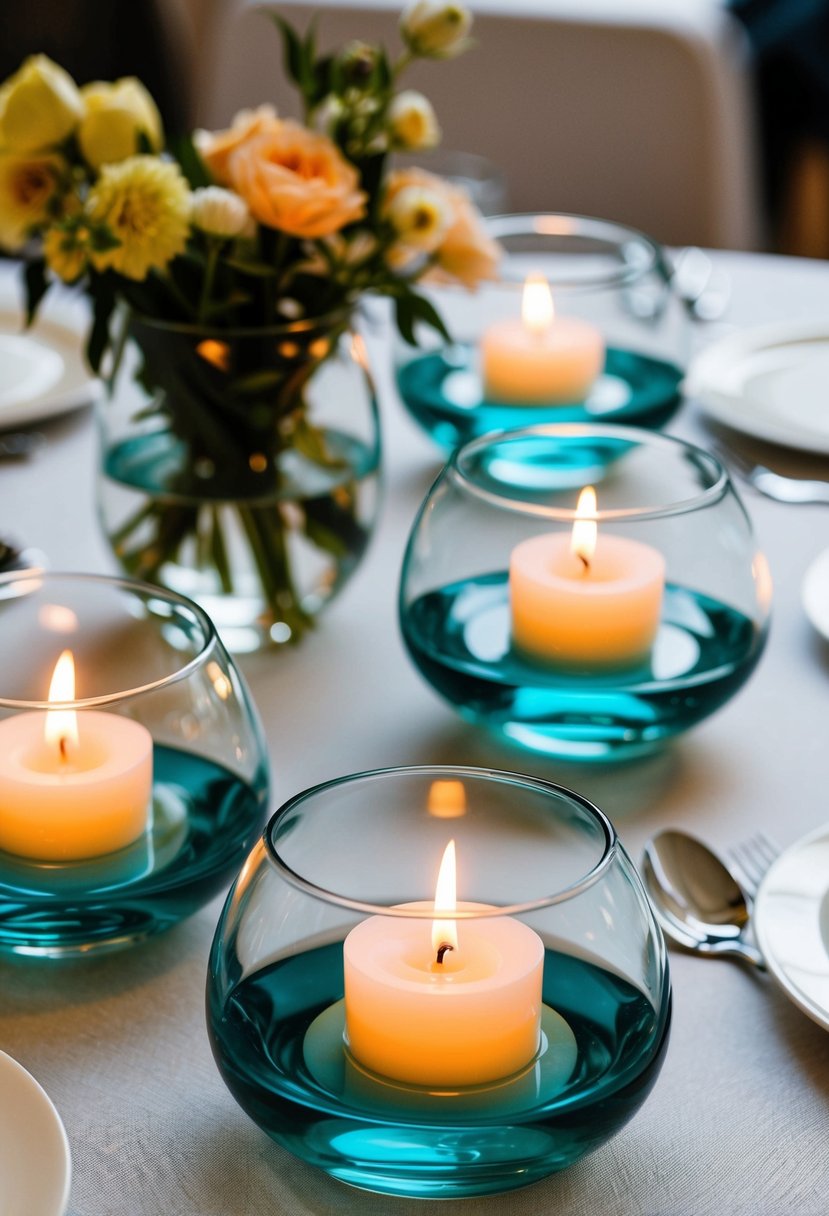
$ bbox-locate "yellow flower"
[0,55,82,151]
[87,156,191,281]
[388,91,440,151]
[78,78,163,170]
[383,167,499,287]
[385,182,450,252]
[43,223,88,282]
[400,1,473,59]
[0,151,64,250]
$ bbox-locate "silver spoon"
[642,829,765,969]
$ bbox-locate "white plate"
[686,320,829,454]
[0,1050,71,1214]
[802,547,829,643]
[755,824,829,1031]
[0,264,99,428]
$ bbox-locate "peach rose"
[195,105,279,186]
[226,119,366,239]
[431,180,500,287]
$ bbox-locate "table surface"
[2,251,829,1216]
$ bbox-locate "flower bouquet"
[1,2,498,649]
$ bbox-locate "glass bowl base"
[396,344,683,452]
[401,576,765,760]
[207,942,671,1198]
[0,746,267,956]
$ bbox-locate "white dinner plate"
[802,546,829,643]
[0,1050,72,1214]
[685,320,829,454]
[754,823,829,1031]
[0,264,99,429]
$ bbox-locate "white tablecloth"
[2,251,829,1215]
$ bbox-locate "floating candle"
[481,275,605,404]
[0,650,153,860]
[343,840,545,1088]
[510,486,665,667]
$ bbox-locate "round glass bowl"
[399,425,771,760]
[207,765,671,1198]
[0,571,269,956]
[395,213,689,451]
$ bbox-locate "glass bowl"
[399,425,771,760]
[0,571,269,956]
[395,213,689,452]
[207,765,671,1198]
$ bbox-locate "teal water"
[103,428,379,504]
[207,942,670,1198]
[401,574,764,759]
[0,746,267,955]
[396,345,683,451]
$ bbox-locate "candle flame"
[432,839,458,959]
[521,274,554,336]
[570,486,598,568]
[45,649,79,757]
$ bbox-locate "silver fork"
[712,441,829,505]
[726,832,779,902]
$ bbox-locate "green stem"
[198,242,221,325]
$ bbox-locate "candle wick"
[435,942,454,965]
[577,553,590,575]
[59,735,69,762]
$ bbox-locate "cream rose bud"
[388,91,440,151]
[191,186,250,238]
[0,55,82,152]
[400,1,473,58]
[78,78,163,169]
[387,184,450,251]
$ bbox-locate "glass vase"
[395,213,689,451]
[399,424,772,760]
[0,571,269,956]
[97,309,381,653]
[207,765,671,1198]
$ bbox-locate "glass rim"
[127,303,355,340]
[448,424,729,522]
[0,569,220,710]
[483,212,666,290]
[264,764,618,918]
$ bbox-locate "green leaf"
[171,133,212,189]
[270,13,305,90]
[394,295,417,345]
[224,257,279,279]
[87,278,117,373]
[23,259,49,328]
[408,290,452,343]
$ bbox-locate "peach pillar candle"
[481,275,604,404]
[343,841,545,1088]
[0,651,152,860]
[510,487,665,667]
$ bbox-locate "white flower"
[190,186,250,239]
[400,1,473,59]
[388,91,440,150]
[386,184,451,252]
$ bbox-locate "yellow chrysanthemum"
[43,224,88,282]
[0,151,63,250]
[87,155,191,281]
